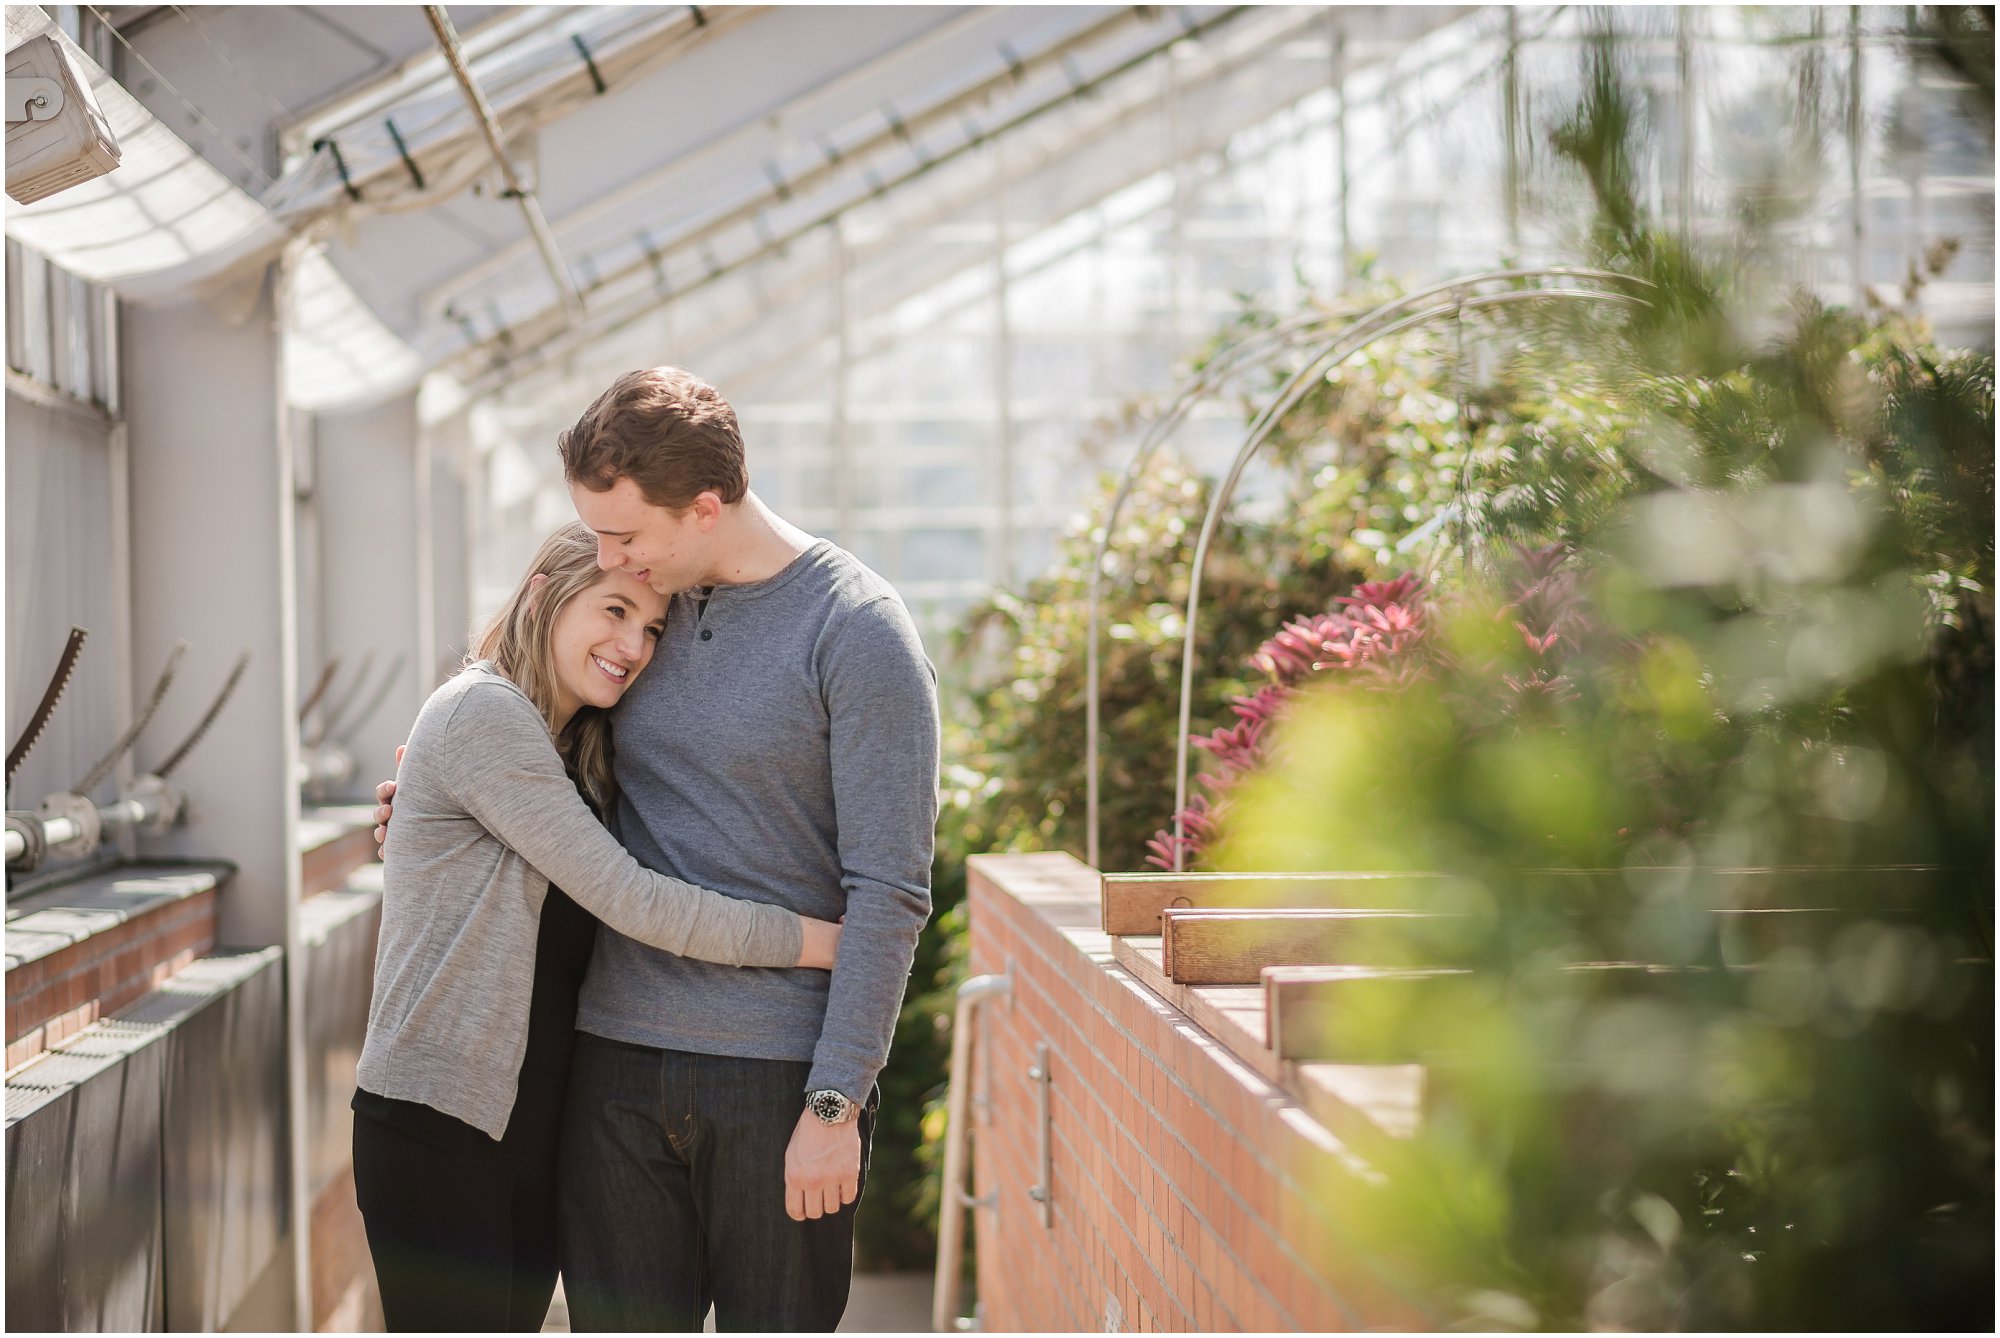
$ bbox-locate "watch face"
[810,1090,850,1123]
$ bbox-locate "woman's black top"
[352,884,598,1155]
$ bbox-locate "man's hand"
[371,744,405,847]
[783,1106,860,1222]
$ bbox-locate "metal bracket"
[1027,1041,1053,1228]
[37,791,99,859]
[7,77,63,124]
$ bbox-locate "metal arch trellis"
[1081,267,1656,872]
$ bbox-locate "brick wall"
[5,889,217,1071]
[965,853,1431,1332]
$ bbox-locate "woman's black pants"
[351,886,594,1331]
[351,1098,562,1332]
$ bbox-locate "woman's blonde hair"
[470,521,622,812]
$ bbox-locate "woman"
[351,522,838,1331]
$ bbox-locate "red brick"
[6,955,47,996]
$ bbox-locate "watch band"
[807,1088,857,1125]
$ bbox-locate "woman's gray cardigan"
[356,663,802,1139]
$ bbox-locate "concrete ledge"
[5,861,233,1072]
[5,862,231,971]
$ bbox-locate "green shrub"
[1208,31,1993,1329]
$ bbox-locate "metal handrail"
[932,970,1013,1332]
[1083,268,1651,868]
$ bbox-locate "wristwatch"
[807,1089,858,1126]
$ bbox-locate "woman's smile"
[548,571,669,729]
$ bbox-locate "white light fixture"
[5,30,119,205]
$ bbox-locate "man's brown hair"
[557,367,749,510]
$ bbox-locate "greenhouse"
[3,4,1991,1332]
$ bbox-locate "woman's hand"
[797,916,843,969]
[371,745,405,846]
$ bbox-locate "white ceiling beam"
[420,4,1023,315]
[446,6,1232,384]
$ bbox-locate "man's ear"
[691,491,725,530]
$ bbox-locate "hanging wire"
[170,5,296,124]
[83,5,276,188]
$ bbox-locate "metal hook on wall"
[6,626,87,787]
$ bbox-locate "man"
[381,367,938,1330]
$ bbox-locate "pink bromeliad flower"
[1146,547,1591,871]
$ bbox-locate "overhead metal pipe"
[423,4,586,325]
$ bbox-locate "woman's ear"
[525,571,550,611]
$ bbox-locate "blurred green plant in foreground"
[1210,28,1994,1331]
[864,13,1993,1291]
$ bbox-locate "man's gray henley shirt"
[577,538,940,1101]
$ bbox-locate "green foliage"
[860,279,1655,1266]
[1213,34,1994,1331]
[863,25,1991,1298]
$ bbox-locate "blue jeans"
[555,1033,876,1332]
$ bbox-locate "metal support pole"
[831,225,854,551]
[1503,7,1520,253]
[1332,24,1350,290]
[933,971,1013,1333]
[423,5,585,326]
[274,239,314,1335]
[105,282,135,859]
[991,147,1015,586]
[1678,8,1695,240]
[1848,6,1866,309]
[415,416,438,699]
[1901,5,1923,298]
